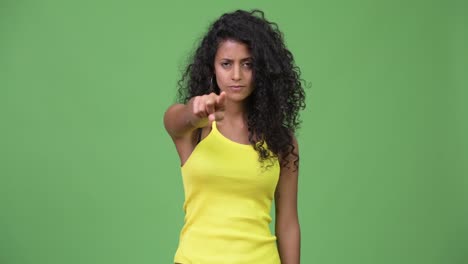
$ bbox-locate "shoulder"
[290,133,299,151]
[279,132,299,159]
[278,132,299,173]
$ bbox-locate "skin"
[164,39,300,263]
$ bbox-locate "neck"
[224,100,248,126]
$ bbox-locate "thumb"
[208,111,224,122]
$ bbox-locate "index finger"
[216,92,226,109]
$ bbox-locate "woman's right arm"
[163,100,200,139]
[163,92,226,139]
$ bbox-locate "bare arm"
[163,102,200,139]
[163,92,226,139]
[275,135,301,264]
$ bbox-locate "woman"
[164,9,306,264]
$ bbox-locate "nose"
[231,64,241,81]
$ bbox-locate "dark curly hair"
[177,9,306,170]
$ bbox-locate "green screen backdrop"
[1,0,467,263]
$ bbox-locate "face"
[214,39,254,102]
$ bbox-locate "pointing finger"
[216,92,226,109]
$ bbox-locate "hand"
[189,92,226,128]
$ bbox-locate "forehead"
[215,39,251,59]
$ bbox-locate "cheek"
[213,68,222,85]
[216,71,230,82]
[215,75,228,89]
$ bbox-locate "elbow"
[276,216,300,238]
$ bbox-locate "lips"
[229,86,244,92]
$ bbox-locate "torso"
[173,120,281,263]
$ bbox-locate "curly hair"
[177,9,306,170]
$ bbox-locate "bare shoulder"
[279,133,300,170]
[290,133,299,152]
[174,124,212,167]
[163,100,216,166]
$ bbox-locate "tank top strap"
[210,121,253,149]
[211,120,219,133]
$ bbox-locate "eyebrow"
[219,57,252,62]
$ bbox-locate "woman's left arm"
[275,136,301,264]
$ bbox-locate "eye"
[221,62,231,68]
[243,62,252,68]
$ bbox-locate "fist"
[190,92,226,127]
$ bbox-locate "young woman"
[164,9,306,264]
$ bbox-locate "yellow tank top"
[174,121,281,264]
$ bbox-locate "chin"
[225,92,251,102]
[221,88,254,102]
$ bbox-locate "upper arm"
[275,135,300,226]
[163,103,191,139]
[163,103,204,167]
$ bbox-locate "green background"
[1,0,467,263]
